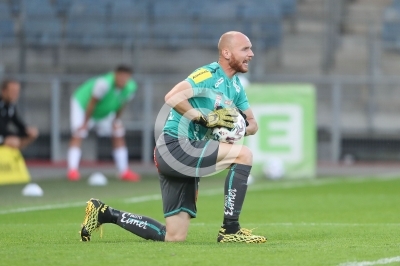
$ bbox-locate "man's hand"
[74,123,88,138]
[195,107,238,129]
[26,127,39,139]
[112,119,125,137]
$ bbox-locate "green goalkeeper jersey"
[163,62,250,140]
[73,72,137,120]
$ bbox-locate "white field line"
[1,175,399,215]
[339,256,400,266]
[190,223,400,227]
[1,222,400,227]
[0,202,84,215]
[123,178,342,203]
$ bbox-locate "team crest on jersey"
[215,77,224,88]
[188,68,212,84]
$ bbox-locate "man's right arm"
[164,80,201,121]
[80,78,108,127]
[164,80,237,128]
[81,97,98,127]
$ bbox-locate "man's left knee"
[164,212,190,242]
[165,228,188,242]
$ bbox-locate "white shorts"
[70,98,124,138]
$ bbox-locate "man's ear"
[222,49,231,60]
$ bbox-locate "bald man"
[79,32,267,244]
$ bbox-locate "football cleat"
[79,198,107,241]
[67,169,80,181]
[217,228,267,243]
[120,170,140,182]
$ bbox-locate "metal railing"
[3,73,400,164]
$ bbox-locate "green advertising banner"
[244,83,316,179]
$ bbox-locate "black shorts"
[154,133,220,218]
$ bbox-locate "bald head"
[217,31,254,76]
[218,31,249,55]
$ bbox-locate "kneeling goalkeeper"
[79,31,266,243]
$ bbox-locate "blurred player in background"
[0,79,38,149]
[79,32,267,244]
[67,65,140,182]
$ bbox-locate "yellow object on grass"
[0,146,30,185]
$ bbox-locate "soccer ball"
[212,114,246,144]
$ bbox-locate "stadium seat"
[0,20,14,42]
[241,1,283,49]
[0,1,9,15]
[281,0,297,17]
[111,0,150,20]
[22,0,61,44]
[382,5,400,49]
[0,0,290,49]
[149,21,194,47]
[24,0,54,16]
[69,0,107,17]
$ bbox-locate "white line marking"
[339,256,400,266]
[124,194,162,203]
[1,176,399,215]
[190,222,400,227]
[0,202,84,215]
[123,179,340,203]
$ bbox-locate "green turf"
[1,175,400,266]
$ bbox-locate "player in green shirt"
[79,32,266,243]
[67,65,140,182]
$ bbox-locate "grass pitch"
[0,174,399,266]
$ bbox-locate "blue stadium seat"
[69,0,108,17]
[24,19,61,44]
[24,0,54,16]
[393,0,400,7]
[197,21,246,47]
[111,0,150,20]
[23,0,61,44]
[241,1,283,49]
[66,19,105,43]
[0,20,14,41]
[281,0,297,17]
[149,21,193,47]
[198,1,241,20]
[382,5,400,49]
[0,1,9,15]
[107,20,149,43]
[0,0,288,49]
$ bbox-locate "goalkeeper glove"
[194,107,238,129]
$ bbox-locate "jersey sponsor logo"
[120,212,148,229]
[188,68,212,84]
[215,77,224,88]
[224,100,233,106]
[224,188,237,216]
[100,205,109,214]
[233,80,241,93]
[168,111,174,120]
[214,94,222,109]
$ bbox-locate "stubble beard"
[229,54,248,74]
